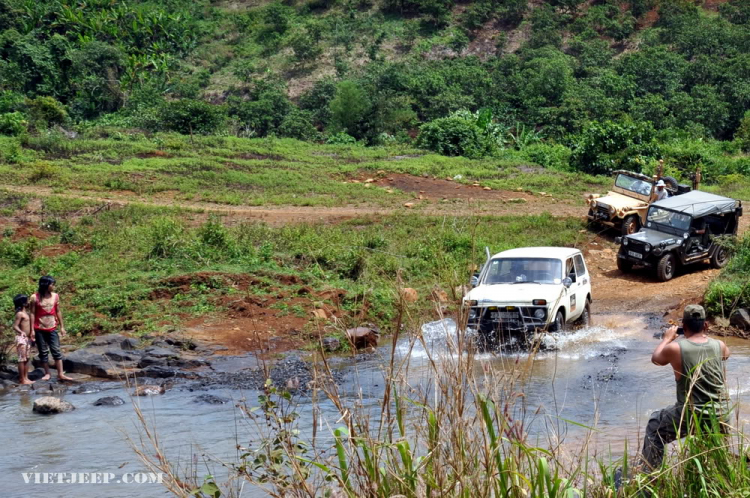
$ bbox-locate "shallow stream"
[3,312,750,497]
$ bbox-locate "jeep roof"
[490,247,581,260]
[650,190,740,217]
[612,170,653,183]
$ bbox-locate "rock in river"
[730,309,750,330]
[94,396,125,406]
[193,394,230,404]
[134,384,166,396]
[346,326,379,349]
[33,396,75,414]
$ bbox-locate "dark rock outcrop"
[94,396,125,406]
[730,309,750,330]
[193,394,230,404]
[346,326,379,349]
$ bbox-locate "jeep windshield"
[647,206,691,232]
[615,173,653,196]
[483,258,562,285]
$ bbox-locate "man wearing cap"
[640,304,731,470]
[654,180,669,201]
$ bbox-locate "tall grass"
[132,292,750,497]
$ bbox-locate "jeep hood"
[596,192,648,210]
[465,284,566,306]
[625,229,680,245]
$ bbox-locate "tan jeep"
[586,169,688,235]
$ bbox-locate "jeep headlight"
[645,243,652,252]
[534,308,545,319]
[623,238,629,246]
[469,308,477,319]
[609,205,615,214]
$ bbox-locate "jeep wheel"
[621,215,640,236]
[575,300,592,328]
[617,257,633,273]
[656,253,676,281]
[662,176,679,191]
[549,310,566,333]
[710,247,729,269]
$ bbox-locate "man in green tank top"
[640,304,731,470]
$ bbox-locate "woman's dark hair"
[38,275,56,296]
[13,294,28,312]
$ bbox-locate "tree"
[329,80,371,138]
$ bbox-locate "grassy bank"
[0,134,611,206]
[705,233,750,318]
[0,191,588,355]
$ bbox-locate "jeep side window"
[573,254,586,277]
[566,258,577,283]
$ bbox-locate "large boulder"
[346,326,379,349]
[33,396,75,414]
[63,350,136,378]
[730,309,750,330]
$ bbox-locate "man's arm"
[720,340,730,361]
[652,326,679,366]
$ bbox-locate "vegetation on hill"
[1,0,750,190]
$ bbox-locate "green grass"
[0,134,613,206]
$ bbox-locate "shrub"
[278,109,318,140]
[29,161,59,182]
[27,96,68,128]
[417,115,489,158]
[329,80,371,139]
[289,30,322,62]
[570,119,661,174]
[227,82,293,137]
[325,132,357,145]
[147,217,186,259]
[0,112,26,136]
[157,100,226,135]
[522,143,572,170]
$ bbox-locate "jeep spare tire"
[710,246,729,269]
[656,253,676,281]
[662,176,679,191]
[621,215,640,236]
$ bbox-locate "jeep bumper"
[468,306,548,334]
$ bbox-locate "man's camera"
[676,327,684,335]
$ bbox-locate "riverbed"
[2,312,750,497]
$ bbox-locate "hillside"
[2,0,750,184]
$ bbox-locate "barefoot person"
[29,276,73,381]
[640,304,730,470]
[12,294,34,385]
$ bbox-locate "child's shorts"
[17,343,30,362]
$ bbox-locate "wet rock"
[0,379,14,389]
[144,346,178,359]
[193,394,230,404]
[730,309,750,330]
[168,357,208,369]
[0,369,16,381]
[321,336,341,352]
[139,355,168,368]
[103,349,141,362]
[33,396,75,414]
[33,382,68,395]
[94,396,125,406]
[134,384,165,396]
[121,338,140,350]
[346,327,379,349]
[141,365,178,378]
[63,350,133,378]
[72,384,101,394]
[162,336,197,350]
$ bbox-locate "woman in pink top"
[29,276,73,381]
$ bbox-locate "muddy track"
[0,184,582,226]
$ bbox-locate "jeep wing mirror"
[563,277,573,288]
[470,273,480,287]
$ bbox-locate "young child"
[13,294,34,385]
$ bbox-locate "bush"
[417,115,490,158]
[570,119,661,174]
[227,82,293,137]
[326,132,357,145]
[0,111,26,136]
[522,142,572,170]
[157,100,226,135]
[278,109,318,140]
[329,80,371,139]
[27,96,68,128]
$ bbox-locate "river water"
[3,312,750,497]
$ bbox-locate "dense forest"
[2,0,750,181]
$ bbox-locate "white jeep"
[464,247,592,346]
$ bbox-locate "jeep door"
[564,256,587,321]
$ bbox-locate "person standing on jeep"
[640,304,730,470]
[654,180,669,201]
